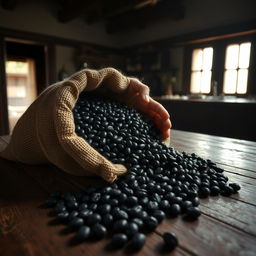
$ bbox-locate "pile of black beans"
[45,93,241,251]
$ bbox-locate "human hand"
[124,78,172,140]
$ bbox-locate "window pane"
[237,69,248,94]
[239,42,251,68]
[190,71,201,93]
[202,47,213,70]
[223,70,237,94]
[192,49,203,71]
[225,44,239,69]
[201,71,212,93]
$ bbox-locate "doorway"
[0,40,47,134]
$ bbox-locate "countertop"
[0,130,255,256]
[155,95,256,104]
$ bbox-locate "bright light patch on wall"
[6,61,28,74]
[223,42,251,94]
[190,47,213,94]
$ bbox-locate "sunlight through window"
[223,42,251,94]
[190,47,213,94]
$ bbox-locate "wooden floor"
[0,130,255,256]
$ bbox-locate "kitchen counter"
[155,96,256,141]
[0,130,255,256]
[155,95,256,104]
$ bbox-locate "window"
[6,60,37,133]
[223,42,251,94]
[187,37,254,96]
[190,47,213,94]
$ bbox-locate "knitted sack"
[0,68,169,182]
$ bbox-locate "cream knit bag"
[0,68,169,182]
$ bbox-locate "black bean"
[186,207,201,220]
[199,187,211,198]
[98,204,111,214]
[76,226,91,241]
[229,183,241,192]
[91,224,107,240]
[159,200,170,211]
[79,209,92,219]
[55,203,67,213]
[102,214,113,227]
[126,196,138,207]
[113,219,128,233]
[129,233,146,251]
[125,222,139,237]
[87,213,101,225]
[68,211,79,221]
[111,233,128,248]
[163,232,178,251]
[143,216,158,232]
[152,210,166,222]
[169,204,181,217]
[45,94,241,253]
[69,217,84,229]
[210,186,220,196]
[57,211,69,222]
[180,200,193,212]
[131,218,144,229]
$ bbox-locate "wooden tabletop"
[0,130,255,256]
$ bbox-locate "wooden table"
[0,130,256,256]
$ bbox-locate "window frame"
[190,46,214,94]
[184,34,256,97]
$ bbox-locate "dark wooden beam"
[0,36,10,135]
[121,19,256,52]
[106,0,184,34]
[58,0,102,23]
[86,0,160,24]
[0,26,119,53]
[59,0,160,24]
[1,0,18,10]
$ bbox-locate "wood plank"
[199,196,256,236]
[1,131,256,256]
[217,163,256,180]
[171,132,256,159]
[26,153,256,239]
[2,162,190,256]
[226,173,256,205]
[170,138,256,172]
[50,160,256,235]
[0,201,189,256]
[156,215,256,256]
[171,130,256,154]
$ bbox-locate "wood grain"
[0,130,256,256]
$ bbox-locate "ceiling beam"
[58,0,92,23]
[106,0,184,34]
[86,0,160,24]
[58,0,160,24]
[1,0,18,10]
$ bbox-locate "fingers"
[148,111,172,139]
[129,78,150,102]
[147,98,170,120]
[127,78,172,140]
[162,128,171,140]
